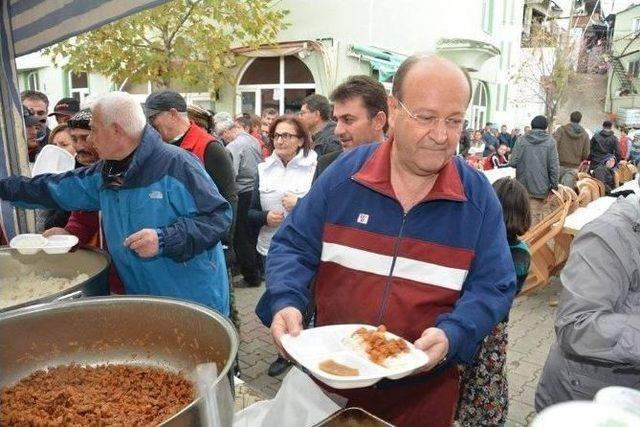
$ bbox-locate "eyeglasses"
[272,132,300,141]
[396,98,464,132]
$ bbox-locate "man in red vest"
[145,90,238,222]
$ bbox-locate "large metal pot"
[0,247,110,312]
[0,296,239,426]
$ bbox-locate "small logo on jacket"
[357,213,369,224]
[149,191,163,200]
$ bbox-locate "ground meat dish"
[1,364,194,426]
[353,325,409,365]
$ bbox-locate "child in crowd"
[457,177,532,426]
[491,143,510,168]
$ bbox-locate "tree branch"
[166,0,201,46]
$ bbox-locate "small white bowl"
[10,234,47,255]
[42,235,79,254]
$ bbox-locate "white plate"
[9,234,47,254]
[281,324,428,389]
[42,234,79,254]
[32,145,76,177]
[531,401,640,427]
[594,386,640,418]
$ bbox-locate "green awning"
[349,45,407,82]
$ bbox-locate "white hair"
[93,91,146,139]
[215,118,236,136]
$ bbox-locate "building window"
[633,18,640,33]
[27,72,39,91]
[482,0,494,34]
[628,60,640,78]
[68,71,89,101]
[470,81,489,130]
[237,55,315,116]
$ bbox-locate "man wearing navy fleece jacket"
[256,55,516,427]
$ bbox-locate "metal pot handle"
[55,290,84,302]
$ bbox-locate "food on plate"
[349,325,409,366]
[319,359,360,376]
[0,364,194,426]
[0,272,89,309]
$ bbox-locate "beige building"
[18,0,527,130]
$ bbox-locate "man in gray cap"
[144,90,237,216]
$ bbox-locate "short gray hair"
[215,118,236,136]
[93,91,146,139]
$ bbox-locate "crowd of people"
[1,53,638,427]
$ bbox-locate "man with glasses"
[0,92,233,315]
[256,55,515,426]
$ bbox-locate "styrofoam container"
[281,324,429,389]
[42,234,79,254]
[31,144,76,177]
[9,234,48,254]
[594,386,640,418]
[531,401,640,427]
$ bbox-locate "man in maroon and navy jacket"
[257,55,516,426]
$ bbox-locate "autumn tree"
[45,0,288,91]
[515,21,578,130]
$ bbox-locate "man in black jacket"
[299,94,343,156]
[589,120,622,165]
[313,75,388,181]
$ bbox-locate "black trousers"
[234,190,261,285]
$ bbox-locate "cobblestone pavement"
[235,278,563,426]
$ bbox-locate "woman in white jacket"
[248,115,318,376]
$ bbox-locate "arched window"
[27,71,39,91]
[236,56,315,116]
[470,81,489,130]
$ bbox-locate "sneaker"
[267,357,291,377]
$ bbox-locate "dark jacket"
[509,129,560,199]
[312,121,342,156]
[313,150,342,182]
[482,131,499,157]
[591,164,615,194]
[498,132,514,149]
[553,123,590,168]
[589,129,622,165]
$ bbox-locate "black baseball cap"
[48,97,80,117]
[144,90,187,119]
[22,105,40,126]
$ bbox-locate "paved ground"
[234,277,562,426]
